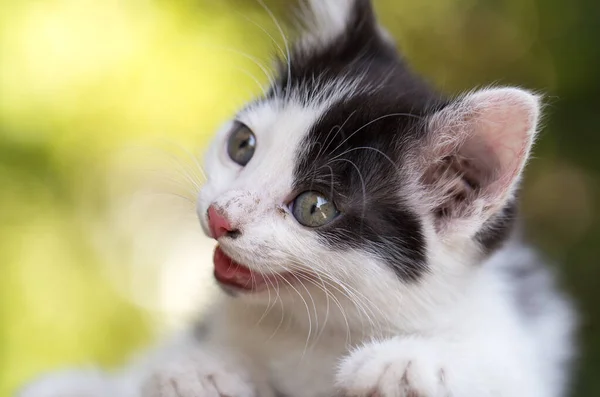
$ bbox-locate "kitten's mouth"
[213,246,293,292]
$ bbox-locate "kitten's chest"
[265,340,345,397]
[254,332,348,397]
[225,304,358,397]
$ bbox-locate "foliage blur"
[0,0,598,396]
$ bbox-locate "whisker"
[317,110,358,160]
[329,146,401,175]
[256,0,292,96]
[282,260,390,342]
[156,138,207,183]
[266,276,287,341]
[236,11,287,65]
[290,269,351,347]
[327,112,423,157]
[274,272,314,355]
[233,66,269,97]
[286,271,320,357]
[197,42,276,88]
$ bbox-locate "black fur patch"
[292,95,430,281]
[476,201,519,255]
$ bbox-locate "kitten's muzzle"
[213,245,285,292]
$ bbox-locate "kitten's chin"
[213,245,299,293]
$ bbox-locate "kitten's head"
[197,0,540,322]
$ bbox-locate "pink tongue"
[213,246,268,291]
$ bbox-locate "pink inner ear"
[421,87,540,228]
[463,88,540,200]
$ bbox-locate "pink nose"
[207,205,234,239]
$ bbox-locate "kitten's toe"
[336,338,446,397]
[142,356,256,397]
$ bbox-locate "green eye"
[291,191,339,228]
[227,122,256,166]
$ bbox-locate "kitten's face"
[196,0,540,318]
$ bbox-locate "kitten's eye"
[291,191,339,228]
[227,122,256,166]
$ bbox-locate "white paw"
[142,351,256,397]
[16,369,116,397]
[336,338,449,397]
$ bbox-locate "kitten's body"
[19,1,576,397]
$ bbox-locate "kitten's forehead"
[234,95,338,198]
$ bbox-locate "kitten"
[18,1,577,397]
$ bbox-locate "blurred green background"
[0,0,598,396]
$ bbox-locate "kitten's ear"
[416,87,541,235]
[298,0,381,47]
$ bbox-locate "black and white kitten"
[19,1,577,397]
